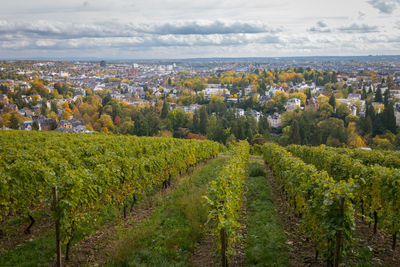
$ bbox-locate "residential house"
[267,113,282,128]
[31,115,56,131]
[20,121,34,131]
[285,98,301,111]
[347,94,361,101]
[394,102,400,126]
[4,104,18,112]
[0,94,8,105]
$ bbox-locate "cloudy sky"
[0,0,400,59]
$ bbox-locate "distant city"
[1,56,400,149]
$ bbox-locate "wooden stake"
[334,197,345,267]
[221,228,228,267]
[53,186,62,267]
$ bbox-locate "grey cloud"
[140,21,277,35]
[0,20,277,40]
[308,21,331,33]
[0,33,282,51]
[367,0,400,14]
[337,23,379,33]
[308,27,331,33]
[317,21,327,28]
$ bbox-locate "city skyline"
[1,0,400,59]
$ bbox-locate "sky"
[0,0,400,59]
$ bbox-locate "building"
[31,115,56,131]
[285,98,301,111]
[0,94,8,105]
[347,94,361,101]
[394,102,400,126]
[20,121,34,131]
[267,113,282,128]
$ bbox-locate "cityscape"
[1,57,400,149]
[2,0,400,266]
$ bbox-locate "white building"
[285,98,301,111]
[394,102,400,126]
[267,113,282,128]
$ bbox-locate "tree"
[382,103,397,134]
[289,119,301,144]
[384,89,390,106]
[258,115,270,136]
[51,101,58,113]
[167,109,186,131]
[161,101,169,119]
[317,118,347,145]
[329,94,336,110]
[32,121,39,130]
[10,113,19,129]
[305,88,312,100]
[192,110,200,133]
[114,115,121,127]
[336,103,351,120]
[206,116,229,143]
[362,86,367,100]
[40,103,48,116]
[102,93,112,107]
[133,112,149,136]
[375,87,383,102]
[199,106,208,134]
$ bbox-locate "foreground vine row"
[204,141,249,266]
[0,131,220,262]
[286,144,400,252]
[263,143,355,266]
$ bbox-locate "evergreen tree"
[364,116,373,136]
[382,103,397,134]
[258,115,269,136]
[305,88,312,100]
[199,106,208,134]
[362,86,367,100]
[329,94,336,109]
[161,101,169,119]
[384,89,390,106]
[192,111,200,133]
[289,119,301,144]
[51,101,58,113]
[133,112,149,136]
[10,113,19,129]
[102,93,112,106]
[40,103,47,116]
[32,121,39,130]
[375,87,383,102]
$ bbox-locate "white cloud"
[367,0,400,14]
[0,0,398,58]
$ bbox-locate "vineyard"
[1,131,399,266]
[263,143,400,266]
[0,131,220,264]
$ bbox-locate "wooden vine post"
[334,197,345,267]
[221,228,228,267]
[53,186,62,267]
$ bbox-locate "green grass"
[108,157,226,267]
[245,161,289,266]
[0,233,55,267]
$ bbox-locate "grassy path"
[245,161,289,266]
[107,157,226,266]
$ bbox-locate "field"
[0,131,399,266]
